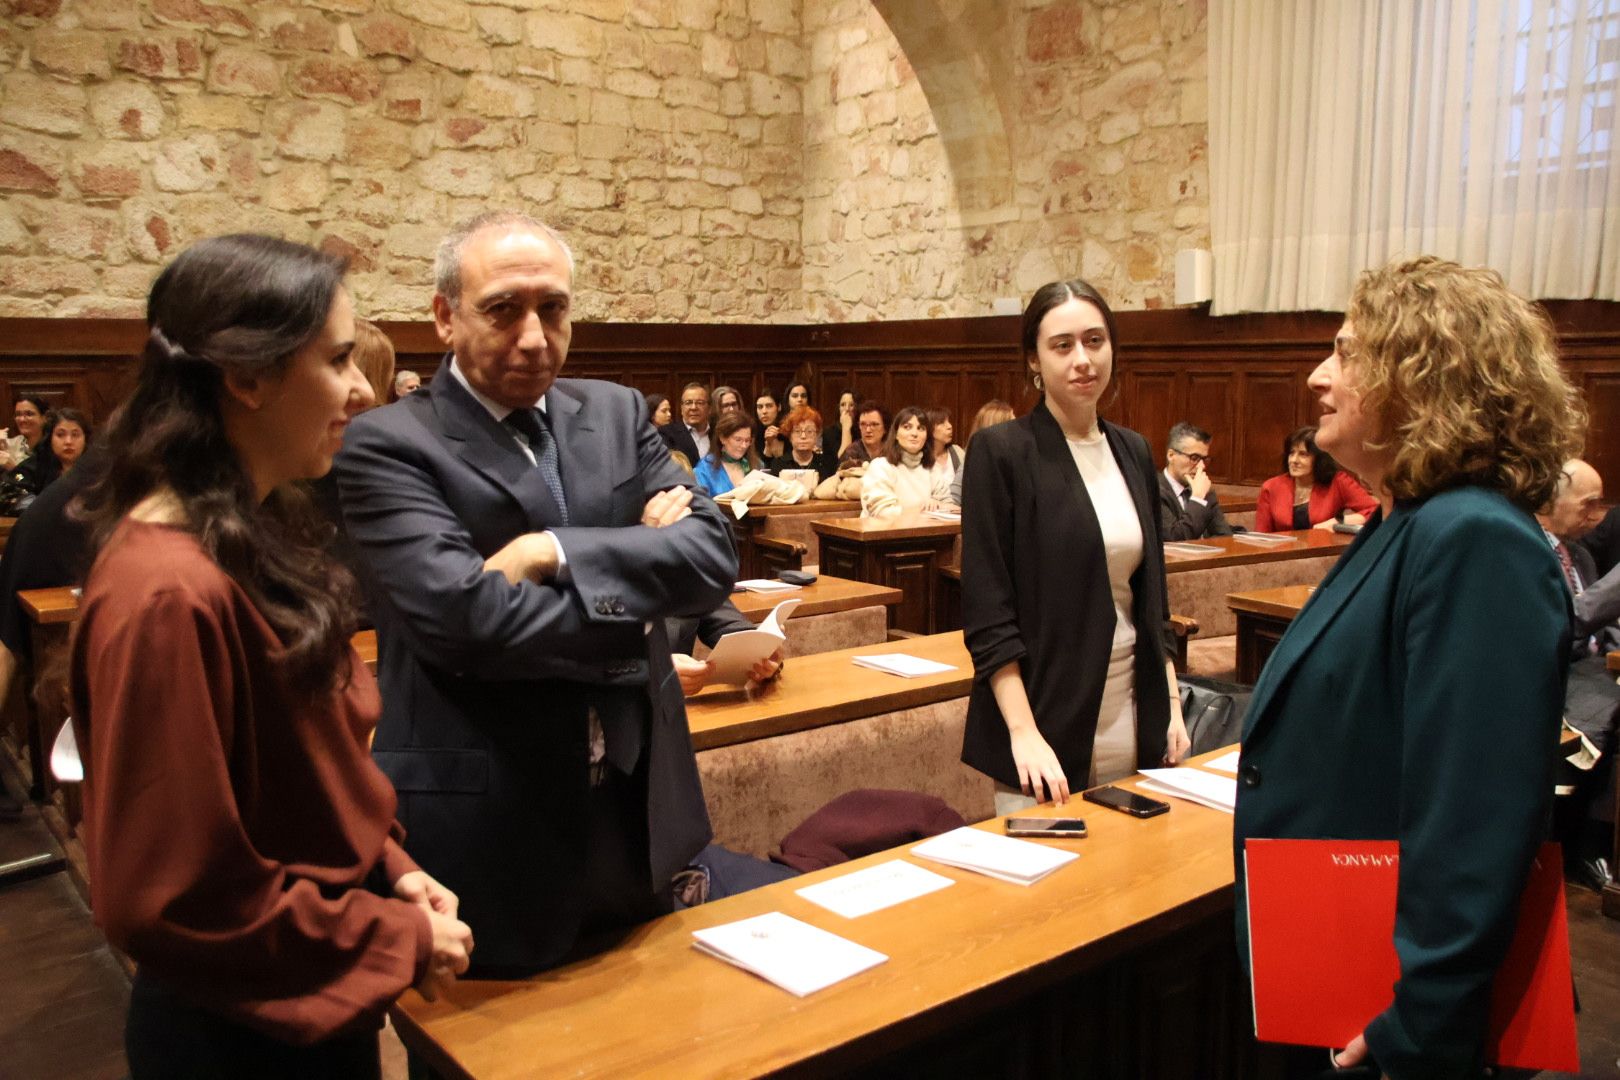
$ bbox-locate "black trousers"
[126,972,380,1080]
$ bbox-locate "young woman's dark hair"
[644,392,669,423]
[882,405,937,469]
[1020,278,1122,406]
[1282,425,1341,488]
[76,233,357,696]
[15,394,51,417]
[783,381,812,408]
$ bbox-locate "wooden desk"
[1163,530,1352,573]
[687,632,985,854]
[1166,531,1352,639]
[813,515,961,635]
[721,576,903,656]
[392,748,1251,1080]
[728,500,861,579]
[729,577,901,623]
[1226,584,1315,683]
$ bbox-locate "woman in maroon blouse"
[70,235,473,1078]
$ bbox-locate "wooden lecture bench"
[726,499,862,579]
[813,514,961,635]
[685,631,987,857]
[716,576,902,657]
[391,746,1253,1079]
[1163,529,1354,640]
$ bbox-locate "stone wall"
[0,0,1209,322]
[802,0,1209,320]
[0,0,807,321]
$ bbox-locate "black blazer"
[768,450,838,484]
[664,423,703,467]
[334,359,736,973]
[1155,471,1233,540]
[959,403,1173,788]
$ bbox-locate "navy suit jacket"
[1233,488,1568,1078]
[334,358,736,972]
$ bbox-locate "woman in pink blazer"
[1255,425,1379,532]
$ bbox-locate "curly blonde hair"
[1343,255,1585,512]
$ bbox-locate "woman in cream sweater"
[861,406,953,517]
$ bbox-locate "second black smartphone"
[1083,785,1171,818]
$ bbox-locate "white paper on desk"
[1231,532,1296,545]
[851,653,956,678]
[1200,749,1242,775]
[1164,541,1223,556]
[911,826,1077,886]
[691,911,888,997]
[1138,768,1238,814]
[735,578,801,595]
[795,859,955,918]
[705,598,800,685]
[925,509,961,521]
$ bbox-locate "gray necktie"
[506,407,569,525]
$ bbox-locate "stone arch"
[869,0,1017,225]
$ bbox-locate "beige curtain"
[1208,0,1620,314]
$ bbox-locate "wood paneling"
[3,301,1617,486]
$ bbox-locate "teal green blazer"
[1233,487,1569,1080]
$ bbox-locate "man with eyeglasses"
[1157,421,1233,541]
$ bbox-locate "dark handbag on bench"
[1178,675,1253,756]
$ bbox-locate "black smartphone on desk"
[1083,786,1170,818]
[1004,817,1087,837]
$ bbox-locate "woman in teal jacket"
[1233,256,1584,1079]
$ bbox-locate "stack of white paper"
[735,578,801,595]
[925,509,962,521]
[1232,532,1296,546]
[851,653,957,679]
[910,826,1078,885]
[1200,749,1242,775]
[691,912,888,996]
[1137,768,1238,813]
[1164,542,1223,556]
[704,598,800,685]
[795,860,955,918]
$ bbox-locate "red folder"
[1244,839,1578,1072]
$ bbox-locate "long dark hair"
[77,234,359,696]
[1021,278,1121,407]
[1282,425,1340,487]
[707,412,760,469]
[883,406,937,469]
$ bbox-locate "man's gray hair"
[434,211,575,308]
[394,369,419,392]
[1168,420,1212,449]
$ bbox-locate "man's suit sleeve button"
[594,600,611,615]
[1240,763,1261,788]
[612,600,626,615]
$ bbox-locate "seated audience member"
[769,406,837,483]
[784,381,811,412]
[644,393,673,429]
[1157,421,1234,540]
[1254,425,1377,531]
[693,413,760,498]
[927,407,964,497]
[667,381,712,463]
[393,369,421,398]
[949,399,1015,505]
[839,400,889,466]
[0,443,103,819]
[1576,501,1620,577]
[666,599,783,696]
[754,390,785,460]
[0,394,50,469]
[862,406,950,518]
[10,408,93,507]
[1534,458,1617,891]
[822,389,856,461]
[712,384,743,418]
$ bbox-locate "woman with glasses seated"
[1255,425,1378,532]
[768,406,837,484]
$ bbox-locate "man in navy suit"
[335,212,736,975]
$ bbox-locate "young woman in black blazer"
[960,279,1190,812]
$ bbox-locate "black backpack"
[1178,674,1253,756]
